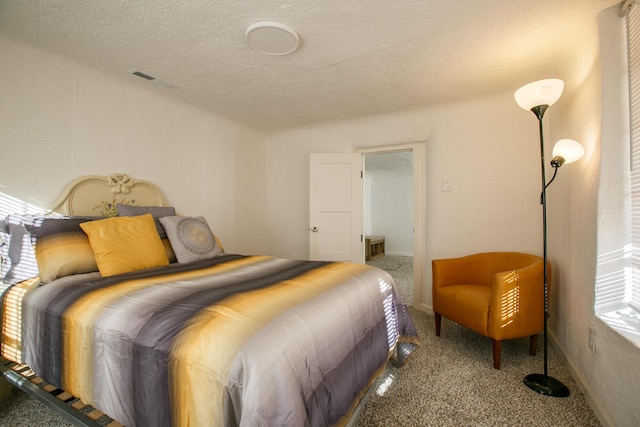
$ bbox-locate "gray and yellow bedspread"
[18,254,418,426]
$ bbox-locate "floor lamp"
[514,79,585,398]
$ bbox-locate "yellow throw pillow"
[80,214,169,277]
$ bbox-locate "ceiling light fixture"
[245,21,299,56]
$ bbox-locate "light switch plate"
[442,178,451,192]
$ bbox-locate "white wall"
[365,152,413,256]
[0,36,264,253]
[264,112,432,260]
[547,6,640,426]
[265,92,543,310]
[235,134,269,255]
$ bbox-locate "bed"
[0,173,419,427]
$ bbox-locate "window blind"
[628,3,640,310]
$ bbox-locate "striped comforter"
[18,254,418,426]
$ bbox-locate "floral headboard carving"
[107,173,135,194]
[49,173,170,217]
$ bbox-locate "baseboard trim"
[385,252,413,257]
[548,330,615,427]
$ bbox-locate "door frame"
[357,142,425,310]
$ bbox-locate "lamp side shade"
[552,139,584,164]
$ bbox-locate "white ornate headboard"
[49,173,170,217]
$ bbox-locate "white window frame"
[595,4,640,346]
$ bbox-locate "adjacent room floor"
[367,254,413,306]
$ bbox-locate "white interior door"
[309,153,363,263]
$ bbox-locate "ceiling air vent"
[127,69,175,89]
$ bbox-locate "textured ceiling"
[0,0,621,131]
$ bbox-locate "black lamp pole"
[523,105,570,398]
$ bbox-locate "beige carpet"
[360,254,599,426]
[367,255,413,306]
[0,390,76,426]
[355,308,600,426]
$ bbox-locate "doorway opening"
[358,143,424,309]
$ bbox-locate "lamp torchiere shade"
[514,79,565,110]
[552,139,585,165]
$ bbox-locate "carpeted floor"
[0,255,600,426]
[355,309,600,426]
[367,254,413,306]
[359,254,600,426]
[0,389,75,426]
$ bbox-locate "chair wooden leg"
[434,312,441,337]
[492,340,502,369]
[529,334,538,356]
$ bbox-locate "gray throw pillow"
[158,216,223,263]
[0,215,40,284]
[116,204,176,238]
[1,214,66,285]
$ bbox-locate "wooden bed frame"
[1,173,374,427]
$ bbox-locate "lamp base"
[524,373,570,397]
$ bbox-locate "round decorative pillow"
[159,216,223,263]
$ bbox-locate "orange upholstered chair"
[432,252,548,369]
